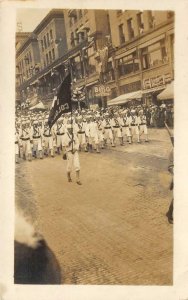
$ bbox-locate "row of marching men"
[15,108,149,163]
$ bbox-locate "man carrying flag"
[48,73,82,185]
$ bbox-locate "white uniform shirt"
[64,132,79,152]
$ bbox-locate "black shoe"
[76,181,82,185]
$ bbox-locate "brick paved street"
[15,128,173,285]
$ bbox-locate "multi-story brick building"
[16,9,174,107]
[16,9,68,105]
[107,10,174,105]
[63,9,111,107]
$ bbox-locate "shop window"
[127,18,134,40]
[111,88,117,99]
[117,51,139,77]
[120,81,141,94]
[118,24,125,44]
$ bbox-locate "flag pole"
[68,58,74,154]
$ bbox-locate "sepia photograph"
[14,8,175,286]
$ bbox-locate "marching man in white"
[111,112,123,146]
[43,118,55,157]
[55,117,67,156]
[130,110,141,143]
[19,120,32,161]
[64,123,82,185]
[76,116,88,152]
[31,120,43,159]
[139,110,149,142]
[119,110,132,145]
[102,113,115,147]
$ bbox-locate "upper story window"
[148,11,156,29]
[71,54,83,80]
[118,24,125,44]
[127,18,135,40]
[46,53,49,65]
[41,40,44,51]
[52,48,55,60]
[167,11,174,19]
[49,51,52,63]
[44,36,47,49]
[29,51,32,63]
[117,10,123,16]
[117,51,139,77]
[141,39,168,70]
[137,12,144,34]
[78,9,83,19]
[50,29,53,41]
[47,33,50,47]
[70,32,75,47]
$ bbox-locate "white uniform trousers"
[131,125,139,135]
[113,127,122,138]
[67,151,80,172]
[139,124,148,135]
[122,126,131,137]
[33,137,42,151]
[56,133,66,147]
[78,133,86,145]
[21,139,32,155]
[104,128,113,140]
[15,142,19,155]
[43,136,53,150]
[97,129,104,142]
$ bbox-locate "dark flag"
[48,73,72,128]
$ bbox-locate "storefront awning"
[157,81,174,100]
[108,90,142,106]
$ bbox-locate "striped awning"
[108,90,142,106]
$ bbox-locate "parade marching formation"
[15,105,151,162]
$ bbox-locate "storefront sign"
[94,85,111,96]
[143,73,172,90]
